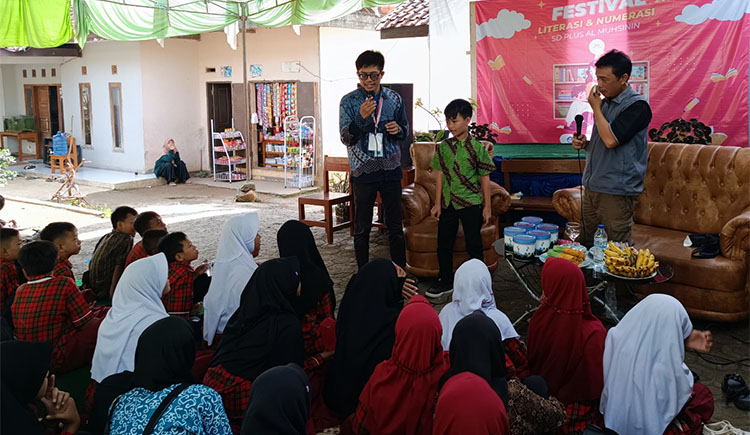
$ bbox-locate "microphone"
[575,114,584,138]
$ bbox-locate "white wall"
[140,39,202,172]
[60,41,146,172]
[318,27,430,158]
[196,27,321,170]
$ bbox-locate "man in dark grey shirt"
[572,50,652,245]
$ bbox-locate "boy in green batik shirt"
[426,99,496,299]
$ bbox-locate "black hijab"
[211,257,305,380]
[240,363,311,435]
[277,220,336,316]
[1,340,52,435]
[439,311,509,404]
[324,258,404,417]
[134,316,196,391]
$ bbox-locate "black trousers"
[352,179,406,269]
[438,204,484,284]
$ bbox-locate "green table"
[493,143,586,159]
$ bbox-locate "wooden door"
[37,86,52,140]
[206,83,233,165]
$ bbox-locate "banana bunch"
[603,242,658,278]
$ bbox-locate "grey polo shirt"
[582,86,652,196]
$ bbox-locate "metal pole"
[241,4,252,179]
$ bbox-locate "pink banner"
[475,0,749,146]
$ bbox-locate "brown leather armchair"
[401,141,511,277]
[553,142,750,322]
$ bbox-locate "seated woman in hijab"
[1,341,82,435]
[600,294,714,435]
[351,294,450,435]
[439,259,528,378]
[106,317,231,434]
[277,220,338,431]
[324,258,405,419]
[91,253,170,384]
[203,257,305,432]
[433,372,510,435]
[203,212,261,347]
[240,363,312,435]
[527,257,607,433]
[154,138,190,186]
[440,311,565,435]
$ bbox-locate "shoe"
[703,421,750,435]
[723,373,750,411]
[426,282,453,299]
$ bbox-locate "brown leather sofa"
[553,142,750,321]
[401,141,511,277]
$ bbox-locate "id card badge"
[368,133,384,157]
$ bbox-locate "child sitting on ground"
[125,211,167,268]
[142,228,168,256]
[0,228,22,313]
[87,206,137,303]
[158,232,210,317]
[427,99,496,299]
[40,222,82,282]
[12,241,101,373]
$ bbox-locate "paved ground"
[2,176,748,429]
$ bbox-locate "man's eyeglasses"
[358,72,382,81]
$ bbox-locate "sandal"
[702,421,750,435]
[723,374,750,411]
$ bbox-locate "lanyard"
[373,95,384,126]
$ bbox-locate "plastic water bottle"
[593,224,608,276]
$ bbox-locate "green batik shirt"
[430,137,496,209]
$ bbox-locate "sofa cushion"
[632,224,747,292]
[404,217,497,252]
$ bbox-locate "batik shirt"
[88,231,133,300]
[430,137,495,209]
[108,383,231,435]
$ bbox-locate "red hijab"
[356,295,450,435]
[433,372,509,435]
[527,257,606,404]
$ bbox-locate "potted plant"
[648,118,717,144]
[330,171,351,224]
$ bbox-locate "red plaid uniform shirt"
[562,399,604,434]
[162,261,193,317]
[203,364,252,429]
[124,241,148,269]
[52,257,75,281]
[504,337,530,379]
[12,275,93,370]
[0,258,20,312]
[301,292,335,372]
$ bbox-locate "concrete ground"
[1,176,748,429]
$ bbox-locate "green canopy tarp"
[0,0,74,48]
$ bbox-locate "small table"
[0,131,40,162]
[494,240,673,325]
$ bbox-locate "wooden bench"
[501,159,585,212]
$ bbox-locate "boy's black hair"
[18,241,57,276]
[0,194,4,211]
[111,206,138,229]
[0,228,19,247]
[134,211,161,237]
[595,49,632,79]
[444,99,473,120]
[355,50,385,71]
[143,229,169,256]
[158,231,187,263]
[39,222,77,243]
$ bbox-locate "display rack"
[211,119,249,182]
[283,115,315,189]
[256,81,298,167]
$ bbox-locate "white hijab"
[91,253,169,382]
[600,294,694,435]
[203,212,259,345]
[439,259,519,350]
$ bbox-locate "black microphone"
[575,114,584,138]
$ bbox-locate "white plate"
[604,269,657,281]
